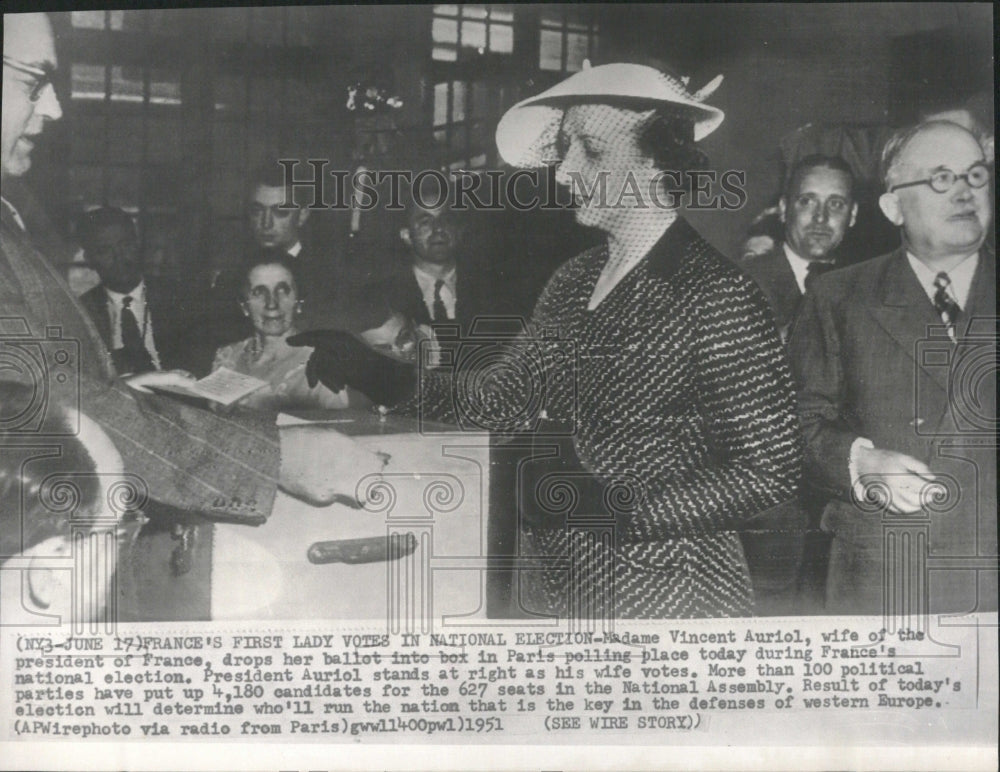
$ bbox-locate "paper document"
[149,367,268,406]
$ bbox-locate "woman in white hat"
[293,64,801,618]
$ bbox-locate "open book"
[148,367,269,406]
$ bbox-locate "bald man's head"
[879,122,991,261]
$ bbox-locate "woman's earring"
[240,303,250,317]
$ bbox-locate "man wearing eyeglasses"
[2,15,385,545]
[788,120,996,616]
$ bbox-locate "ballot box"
[119,410,492,627]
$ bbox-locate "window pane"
[540,11,563,27]
[462,5,488,19]
[490,6,514,23]
[539,30,563,71]
[452,81,466,123]
[109,66,144,103]
[490,23,513,54]
[471,82,490,120]
[564,8,588,31]
[461,21,486,50]
[433,83,449,127]
[71,11,105,29]
[566,33,589,72]
[149,69,181,106]
[71,63,106,101]
[433,46,458,62]
[432,17,458,44]
[434,4,459,16]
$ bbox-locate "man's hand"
[287,330,417,406]
[854,446,939,514]
[278,424,387,507]
[123,369,196,394]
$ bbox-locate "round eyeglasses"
[890,162,991,194]
[3,55,55,103]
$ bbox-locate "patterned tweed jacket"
[1,207,279,524]
[413,217,802,617]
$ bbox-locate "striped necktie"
[932,272,960,341]
[432,279,449,322]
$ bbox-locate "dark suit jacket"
[789,247,997,614]
[373,257,506,337]
[743,246,802,341]
[1,207,279,524]
[79,280,206,374]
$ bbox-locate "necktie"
[804,261,833,292]
[432,279,449,322]
[118,296,155,374]
[932,272,960,341]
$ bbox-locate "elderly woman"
[213,250,352,412]
[293,64,800,618]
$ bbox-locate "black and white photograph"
[0,2,995,770]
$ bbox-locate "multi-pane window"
[66,10,184,222]
[431,4,514,62]
[430,5,601,168]
[539,7,599,73]
[433,80,509,170]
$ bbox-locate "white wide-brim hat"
[496,63,724,168]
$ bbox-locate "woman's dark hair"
[240,248,303,300]
[636,111,709,173]
[0,382,100,558]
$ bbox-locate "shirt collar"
[905,250,979,309]
[412,264,457,293]
[783,242,833,295]
[105,280,146,307]
[286,241,303,257]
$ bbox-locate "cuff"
[848,436,874,503]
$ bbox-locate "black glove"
[287,330,417,406]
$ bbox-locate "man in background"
[78,206,209,375]
[741,155,857,613]
[744,154,858,342]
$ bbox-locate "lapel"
[645,216,702,279]
[400,267,432,325]
[83,287,113,347]
[1,214,115,379]
[961,250,996,328]
[870,248,951,394]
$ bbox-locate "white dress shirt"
[413,265,457,320]
[905,250,978,310]
[783,243,834,295]
[104,281,161,370]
